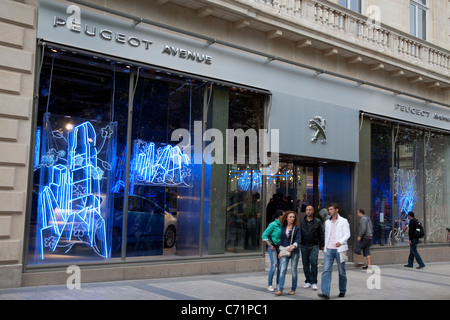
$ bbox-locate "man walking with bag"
[404,211,426,269]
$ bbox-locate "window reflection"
[365,118,450,247]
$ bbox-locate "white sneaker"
[267,285,274,292]
[311,284,318,290]
[303,283,311,289]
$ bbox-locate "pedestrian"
[318,202,351,299]
[404,211,426,269]
[354,209,373,269]
[265,195,276,227]
[300,205,324,290]
[274,211,301,296]
[262,210,284,292]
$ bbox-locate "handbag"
[279,226,295,257]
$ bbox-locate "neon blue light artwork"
[231,170,262,192]
[34,126,41,169]
[230,169,291,192]
[130,140,192,188]
[35,113,116,262]
[394,168,418,218]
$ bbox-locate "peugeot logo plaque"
[309,116,327,144]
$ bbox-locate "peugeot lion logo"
[309,116,327,144]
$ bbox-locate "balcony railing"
[245,0,450,81]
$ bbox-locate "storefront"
[22,0,450,278]
[29,0,280,269]
[359,111,450,247]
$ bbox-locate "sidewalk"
[0,261,449,300]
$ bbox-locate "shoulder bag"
[279,227,295,257]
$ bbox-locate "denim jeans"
[408,238,425,267]
[301,245,319,285]
[267,246,280,287]
[321,249,347,296]
[278,251,300,292]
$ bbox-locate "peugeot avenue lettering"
[394,103,430,118]
[394,103,450,123]
[53,17,153,50]
[162,45,212,64]
[52,15,213,65]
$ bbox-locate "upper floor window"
[410,0,428,40]
[338,0,362,13]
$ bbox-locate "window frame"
[410,0,429,40]
[338,0,363,14]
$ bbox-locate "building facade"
[0,0,449,288]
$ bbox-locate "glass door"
[265,160,353,227]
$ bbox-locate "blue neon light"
[230,169,292,192]
[231,170,262,192]
[34,126,41,169]
[395,169,417,217]
[35,115,116,261]
[130,140,192,188]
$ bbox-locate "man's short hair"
[328,202,339,210]
[358,209,365,214]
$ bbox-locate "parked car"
[113,194,177,252]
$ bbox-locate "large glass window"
[28,46,269,266]
[424,132,450,243]
[30,48,130,265]
[361,116,450,247]
[370,121,392,245]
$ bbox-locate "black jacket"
[408,218,419,240]
[300,216,325,248]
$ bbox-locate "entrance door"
[265,160,353,225]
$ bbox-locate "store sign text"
[394,104,450,123]
[53,14,213,65]
[53,16,153,50]
[162,45,212,65]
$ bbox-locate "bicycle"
[388,226,408,246]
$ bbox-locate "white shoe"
[303,283,311,289]
[311,284,318,290]
[267,285,274,292]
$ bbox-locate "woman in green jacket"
[262,210,284,292]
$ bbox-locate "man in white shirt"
[318,202,351,299]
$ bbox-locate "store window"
[424,132,450,243]
[29,48,130,265]
[28,46,269,266]
[410,0,428,40]
[360,116,450,247]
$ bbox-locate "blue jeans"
[407,238,425,267]
[321,249,347,296]
[267,246,280,287]
[278,251,300,292]
[301,245,319,285]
